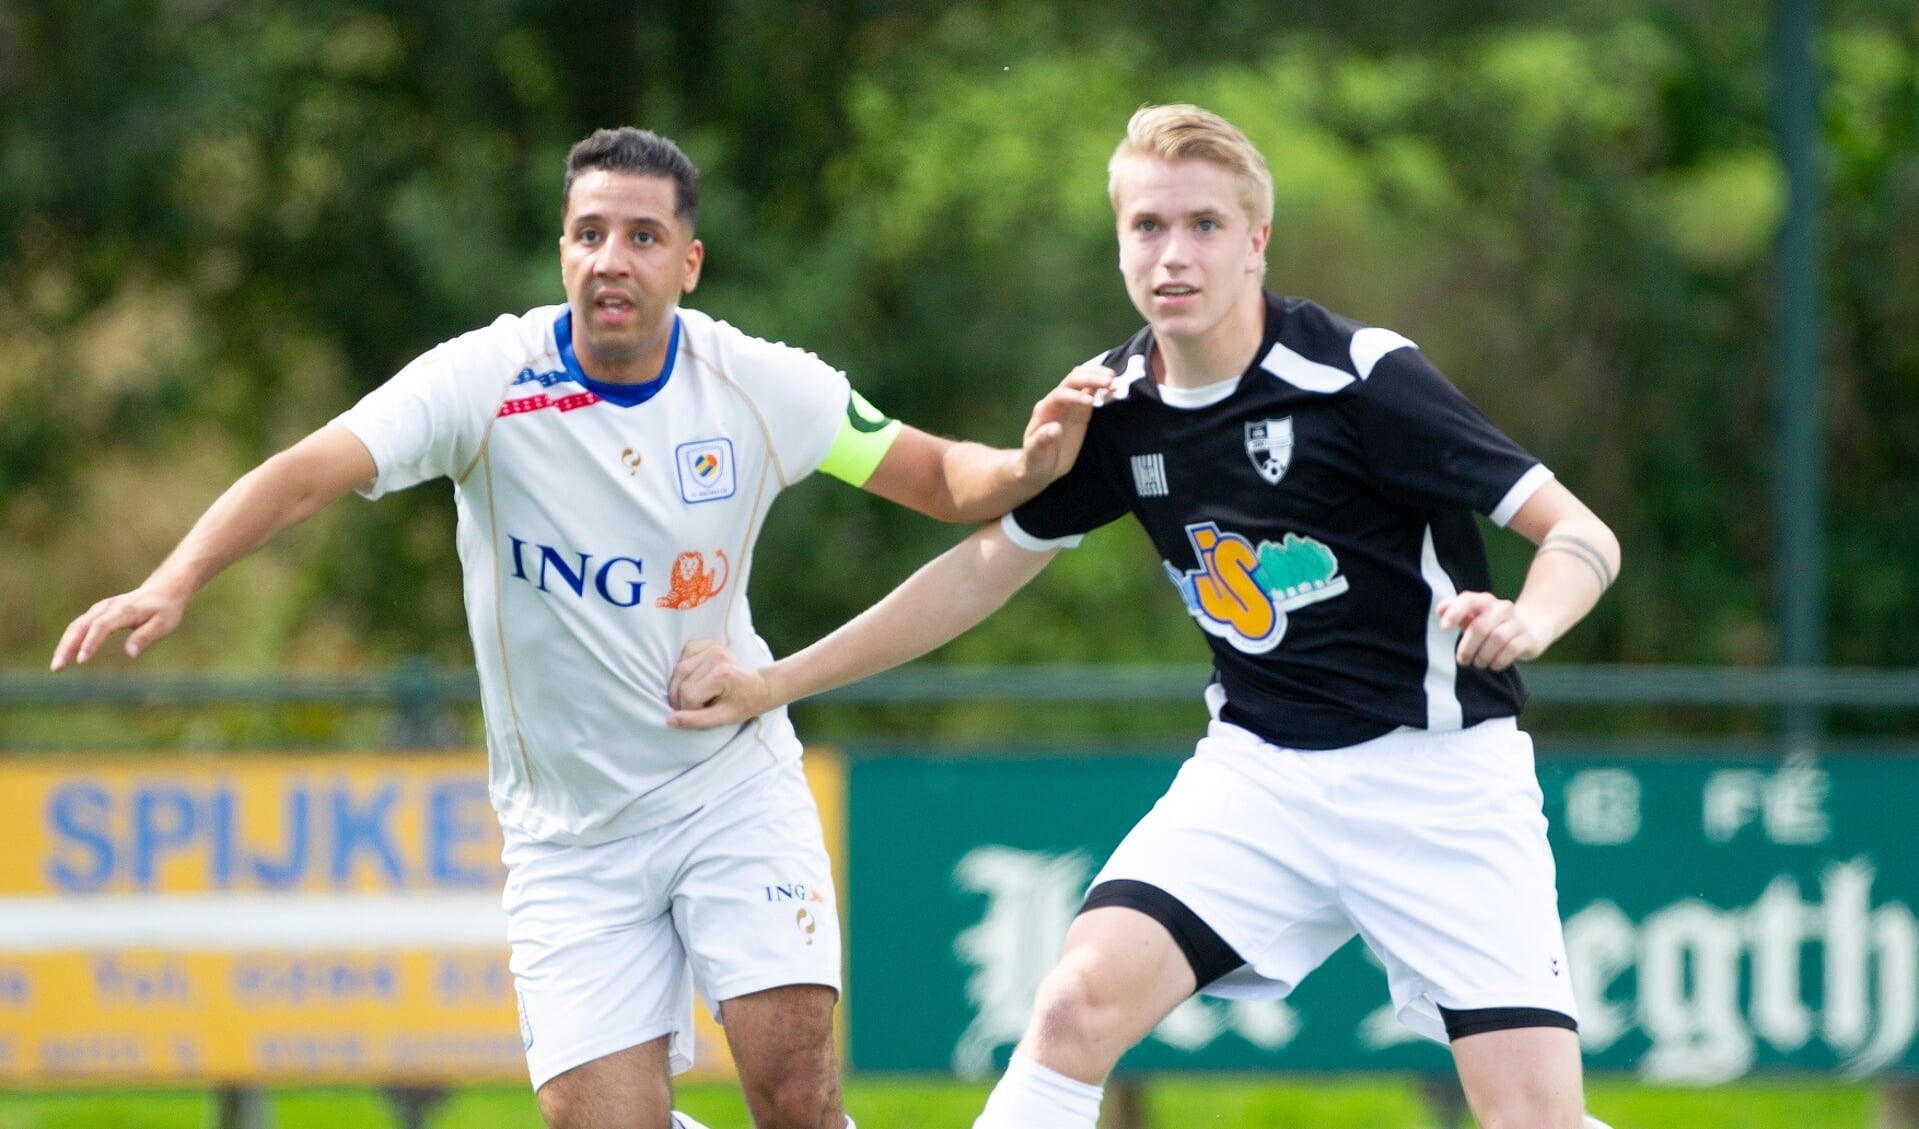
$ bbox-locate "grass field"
[0,1077,1883,1128]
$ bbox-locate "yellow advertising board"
[0,752,844,1086]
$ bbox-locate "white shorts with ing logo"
[1095,716,1579,1042]
[502,758,841,1089]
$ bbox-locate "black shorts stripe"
[1438,1005,1578,1041]
[1079,879,1246,989]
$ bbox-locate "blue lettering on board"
[47,783,114,890]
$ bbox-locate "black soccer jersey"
[1007,292,1550,750]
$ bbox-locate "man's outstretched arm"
[668,521,1057,728]
[859,364,1112,523]
[51,424,377,670]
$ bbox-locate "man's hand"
[1016,364,1115,485]
[1436,592,1548,671]
[51,583,189,671]
[667,638,775,730]
[49,424,379,673]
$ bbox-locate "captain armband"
[817,389,903,487]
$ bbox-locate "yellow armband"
[817,389,903,486]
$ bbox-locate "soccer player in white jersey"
[667,105,1623,1129]
[50,127,1107,1129]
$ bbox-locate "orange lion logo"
[656,549,729,610]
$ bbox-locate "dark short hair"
[562,127,701,228]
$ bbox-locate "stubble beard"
[576,303,665,378]
[582,325,645,368]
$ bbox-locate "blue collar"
[556,307,679,408]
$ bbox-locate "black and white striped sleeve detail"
[1490,463,1556,527]
[1001,512,1084,551]
[1002,427,1129,550]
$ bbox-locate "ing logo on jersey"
[655,549,728,610]
[1162,522,1349,653]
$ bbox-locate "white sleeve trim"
[329,417,390,500]
[1000,513,1083,551]
[1259,341,1355,394]
[1203,680,1228,720]
[1490,463,1555,527]
[1350,327,1418,379]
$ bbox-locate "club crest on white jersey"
[676,438,736,503]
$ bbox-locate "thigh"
[1010,903,1219,1083]
[504,829,696,1088]
[720,983,842,1123]
[1451,1025,1586,1129]
[673,761,843,1006]
[536,1036,674,1129]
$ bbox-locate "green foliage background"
[3,0,1915,692]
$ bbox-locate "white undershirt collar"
[1156,376,1242,410]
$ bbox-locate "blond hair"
[1107,104,1274,228]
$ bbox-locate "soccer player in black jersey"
[668,104,1621,1129]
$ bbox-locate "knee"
[537,1087,635,1129]
[1029,956,1122,1048]
[1475,1110,1584,1129]
[1469,1089,1585,1129]
[535,1080,580,1129]
[745,1071,839,1129]
[537,1073,674,1129]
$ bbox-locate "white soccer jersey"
[334,304,849,845]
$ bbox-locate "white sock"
[974,1051,1103,1129]
[845,1119,857,1129]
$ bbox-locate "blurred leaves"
[2,0,1915,708]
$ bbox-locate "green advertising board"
[845,749,1918,1082]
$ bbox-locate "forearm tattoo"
[1537,534,1614,591]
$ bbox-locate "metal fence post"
[210,1086,272,1129]
[1880,1080,1919,1129]
[383,658,453,1125]
[389,655,442,749]
[384,1085,450,1129]
[1415,1073,1468,1129]
[1773,0,1827,750]
[1098,1076,1147,1129]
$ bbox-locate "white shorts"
[1093,717,1577,1044]
[502,758,841,1089]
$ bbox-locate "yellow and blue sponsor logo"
[1162,522,1350,654]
